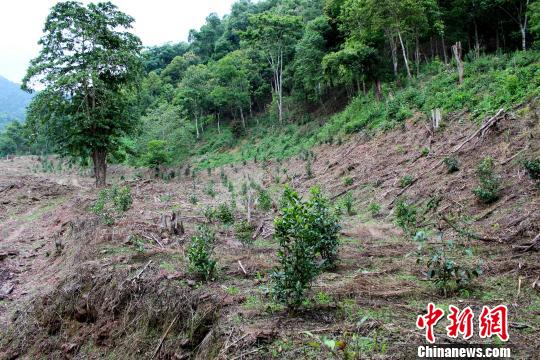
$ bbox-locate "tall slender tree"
[243,12,302,124]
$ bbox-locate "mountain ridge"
[0,74,33,129]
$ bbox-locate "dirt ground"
[0,102,539,359]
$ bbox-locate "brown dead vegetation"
[0,101,539,359]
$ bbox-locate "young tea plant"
[216,203,234,225]
[399,175,415,188]
[257,189,272,212]
[368,202,381,217]
[271,187,340,309]
[339,192,356,216]
[444,155,460,173]
[473,157,502,204]
[394,198,419,236]
[187,225,217,281]
[204,180,216,198]
[91,185,133,225]
[234,220,255,245]
[414,231,482,296]
[522,158,540,180]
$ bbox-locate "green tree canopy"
[22,1,143,187]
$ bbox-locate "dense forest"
[1,0,540,177]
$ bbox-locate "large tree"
[23,1,143,187]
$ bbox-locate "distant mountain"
[0,75,33,130]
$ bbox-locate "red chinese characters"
[417,303,445,343]
[446,305,474,340]
[479,305,509,342]
[417,304,509,343]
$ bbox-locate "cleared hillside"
[0,97,538,358]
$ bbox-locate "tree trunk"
[240,107,246,129]
[278,49,284,124]
[217,112,221,134]
[415,34,420,77]
[520,25,527,51]
[398,30,412,81]
[387,31,399,84]
[195,114,199,139]
[474,20,480,58]
[92,149,107,188]
[451,42,464,85]
[442,35,448,64]
[374,79,382,101]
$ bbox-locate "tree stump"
[159,211,184,237]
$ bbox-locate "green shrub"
[421,147,430,157]
[91,185,132,225]
[394,198,418,236]
[306,159,313,179]
[271,187,341,309]
[235,220,255,245]
[216,203,234,224]
[112,186,133,212]
[204,181,216,198]
[257,189,272,211]
[368,202,381,217]
[203,206,216,223]
[399,175,415,188]
[340,192,356,216]
[189,195,199,204]
[187,226,217,281]
[414,232,482,296]
[444,155,460,173]
[143,140,170,177]
[343,177,353,186]
[473,157,502,204]
[522,159,540,180]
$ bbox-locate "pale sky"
[0,0,237,84]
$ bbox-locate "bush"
[235,220,255,245]
[271,187,341,309]
[187,226,217,281]
[91,185,133,225]
[309,187,342,268]
[257,189,272,211]
[394,198,418,236]
[399,175,415,188]
[522,159,540,180]
[112,186,133,212]
[306,159,313,179]
[444,155,460,173]
[414,232,482,296]
[339,192,356,216]
[343,177,353,186]
[473,157,502,204]
[216,203,234,224]
[203,206,216,223]
[204,181,216,198]
[143,140,170,177]
[368,202,381,217]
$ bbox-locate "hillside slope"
[0,99,538,358]
[0,75,32,129]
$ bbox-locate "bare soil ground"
[0,102,539,359]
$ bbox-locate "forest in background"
[1,0,540,170]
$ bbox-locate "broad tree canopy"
[23,1,143,187]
